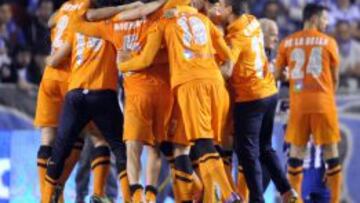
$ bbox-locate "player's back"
[276,29,340,114]
[43,0,90,81]
[227,14,277,102]
[160,6,223,88]
[66,29,118,91]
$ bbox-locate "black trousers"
[47,89,126,180]
[233,94,291,203]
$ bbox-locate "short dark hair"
[208,0,219,4]
[92,0,119,8]
[226,0,249,16]
[303,3,328,23]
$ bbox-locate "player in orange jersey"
[275,4,342,203]
[219,0,298,202]
[34,0,144,202]
[39,0,150,202]
[118,2,241,202]
[74,1,193,202]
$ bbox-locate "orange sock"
[197,153,234,201]
[237,166,249,201]
[130,184,145,203]
[119,169,131,202]
[145,185,157,202]
[168,165,182,202]
[326,159,343,203]
[91,146,111,197]
[287,158,304,203]
[222,151,236,191]
[58,140,83,185]
[42,175,57,203]
[173,155,195,201]
[37,146,52,195]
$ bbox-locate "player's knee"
[146,145,161,159]
[322,144,339,160]
[289,144,307,160]
[89,132,108,148]
[126,141,143,160]
[40,127,57,146]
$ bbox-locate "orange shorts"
[123,85,173,146]
[34,79,68,128]
[285,111,341,146]
[166,100,189,146]
[174,79,230,144]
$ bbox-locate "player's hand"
[117,50,132,63]
[221,60,234,80]
[45,56,52,66]
[281,67,290,81]
[164,8,178,19]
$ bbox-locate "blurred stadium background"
[0,0,359,202]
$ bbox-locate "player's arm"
[48,10,59,28]
[86,1,144,21]
[210,23,235,79]
[118,29,163,72]
[329,39,341,91]
[75,19,110,40]
[46,42,72,68]
[330,64,340,91]
[112,0,167,22]
[274,41,288,81]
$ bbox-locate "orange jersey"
[226,14,277,103]
[64,24,118,91]
[276,29,340,113]
[74,0,186,92]
[43,0,90,82]
[120,6,234,88]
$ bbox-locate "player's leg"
[310,112,342,203]
[172,144,196,202]
[35,80,61,197]
[159,141,186,202]
[285,113,312,203]
[178,80,238,202]
[43,90,92,203]
[258,95,297,201]
[233,99,265,203]
[145,146,162,203]
[323,144,342,203]
[145,86,174,202]
[213,87,237,198]
[37,127,56,196]
[126,140,144,201]
[88,126,111,199]
[288,145,307,203]
[36,80,84,202]
[89,90,130,203]
[75,137,92,203]
[123,91,156,202]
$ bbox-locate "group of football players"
[33,0,343,202]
